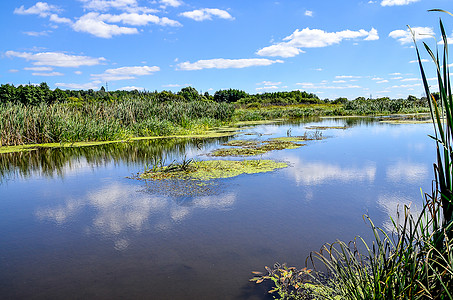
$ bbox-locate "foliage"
[214,88,249,103]
[0,97,235,146]
[344,96,429,114]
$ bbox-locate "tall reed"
[0,97,235,146]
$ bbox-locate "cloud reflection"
[35,182,237,250]
[286,157,376,185]
[377,194,423,232]
[386,161,429,183]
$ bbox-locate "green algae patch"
[212,138,305,157]
[140,159,287,181]
[222,140,261,147]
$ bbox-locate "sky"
[1,0,452,100]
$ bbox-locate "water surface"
[0,117,435,299]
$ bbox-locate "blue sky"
[1,0,452,99]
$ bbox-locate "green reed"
[0,96,234,146]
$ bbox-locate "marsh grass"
[0,97,234,146]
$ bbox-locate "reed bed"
[0,97,234,146]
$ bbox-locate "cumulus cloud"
[14,2,61,17]
[177,58,283,70]
[72,13,138,38]
[6,51,106,67]
[180,8,234,21]
[257,81,282,86]
[99,12,181,26]
[381,0,420,6]
[256,44,304,58]
[409,59,429,63]
[305,10,313,17]
[160,0,183,8]
[79,0,140,11]
[389,26,434,44]
[257,27,378,58]
[92,65,160,81]
[50,14,72,24]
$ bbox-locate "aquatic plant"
[140,159,287,181]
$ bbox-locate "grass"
[0,97,235,147]
[251,11,453,300]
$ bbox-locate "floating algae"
[212,139,305,157]
[140,159,287,181]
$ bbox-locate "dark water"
[0,118,435,299]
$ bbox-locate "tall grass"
[0,96,235,146]
[252,12,453,300]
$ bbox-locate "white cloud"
[99,12,181,26]
[372,77,384,80]
[79,0,139,11]
[75,71,83,75]
[377,80,389,83]
[6,51,106,67]
[401,78,419,82]
[55,82,102,90]
[9,69,19,73]
[177,58,283,70]
[389,72,401,75]
[305,10,313,17]
[256,44,303,58]
[333,80,347,83]
[256,86,280,91]
[390,83,422,88]
[296,82,361,89]
[160,0,183,8]
[50,14,73,24]
[92,65,160,81]
[72,12,138,38]
[180,8,234,21]
[32,71,64,76]
[389,27,434,45]
[257,81,282,86]
[23,31,52,36]
[24,66,54,71]
[335,75,362,79]
[365,28,379,41]
[257,27,378,58]
[119,86,145,90]
[14,2,61,17]
[381,0,420,6]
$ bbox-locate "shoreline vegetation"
[0,84,431,154]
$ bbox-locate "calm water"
[0,117,435,299]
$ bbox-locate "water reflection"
[386,161,429,183]
[377,194,424,232]
[285,155,376,185]
[0,136,231,181]
[36,182,237,250]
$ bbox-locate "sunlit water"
[0,117,435,299]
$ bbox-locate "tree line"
[0,82,428,108]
